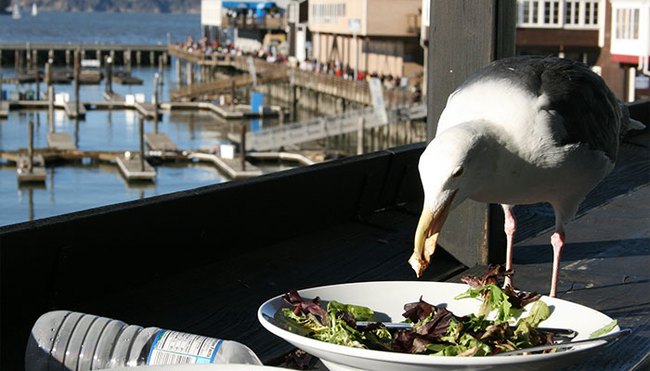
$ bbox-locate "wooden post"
[425,0,515,267]
[45,62,54,133]
[28,120,34,173]
[139,116,145,171]
[158,55,164,86]
[240,122,247,171]
[32,49,38,70]
[14,49,20,72]
[65,49,71,67]
[136,51,142,66]
[73,49,80,116]
[356,116,365,155]
[125,50,132,73]
[186,62,193,85]
[105,55,113,94]
[34,64,40,100]
[153,73,160,134]
[26,43,31,71]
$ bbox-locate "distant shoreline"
[1,9,200,14]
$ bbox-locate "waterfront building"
[514,0,649,101]
[200,0,287,53]
[285,0,310,63]
[606,0,649,101]
[306,0,423,83]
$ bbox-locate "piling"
[45,62,54,131]
[149,51,154,66]
[240,122,247,171]
[65,49,71,67]
[356,117,365,155]
[32,49,38,70]
[139,116,145,171]
[136,51,142,66]
[73,49,80,116]
[105,55,113,94]
[125,50,132,73]
[28,120,34,172]
[153,73,159,134]
[34,65,40,100]
[186,61,193,85]
[26,43,32,70]
[175,58,181,83]
[15,50,20,72]
[158,55,164,86]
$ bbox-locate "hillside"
[13,0,201,13]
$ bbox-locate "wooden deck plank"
[144,133,178,151]
[47,132,76,150]
[446,184,650,371]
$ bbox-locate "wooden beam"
[425,0,516,268]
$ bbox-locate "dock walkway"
[188,152,262,179]
[115,153,156,181]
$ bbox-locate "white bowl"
[258,281,619,371]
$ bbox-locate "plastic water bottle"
[25,310,263,370]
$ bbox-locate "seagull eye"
[452,166,464,178]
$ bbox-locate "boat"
[31,3,37,16]
[11,2,20,19]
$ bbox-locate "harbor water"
[0,12,292,227]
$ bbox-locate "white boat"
[31,3,37,16]
[11,3,20,19]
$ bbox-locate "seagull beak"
[409,191,457,277]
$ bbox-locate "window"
[564,0,598,27]
[311,2,346,24]
[615,8,640,40]
[518,0,600,28]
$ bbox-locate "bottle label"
[146,330,224,365]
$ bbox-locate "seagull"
[409,55,644,297]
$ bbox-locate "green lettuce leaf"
[589,320,618,338]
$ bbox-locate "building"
[515,0,603,64]
[286,0,310,63]
[201,0,287,52]
[307,0,423,81]
[605,0,650,101]
[514,0,649,101]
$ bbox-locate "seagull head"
[409,124,494,277]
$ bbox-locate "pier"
[0,43,168,67]
[167,46,412,107]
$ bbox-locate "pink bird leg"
[502,204,516,289]
[550,229,565,297]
